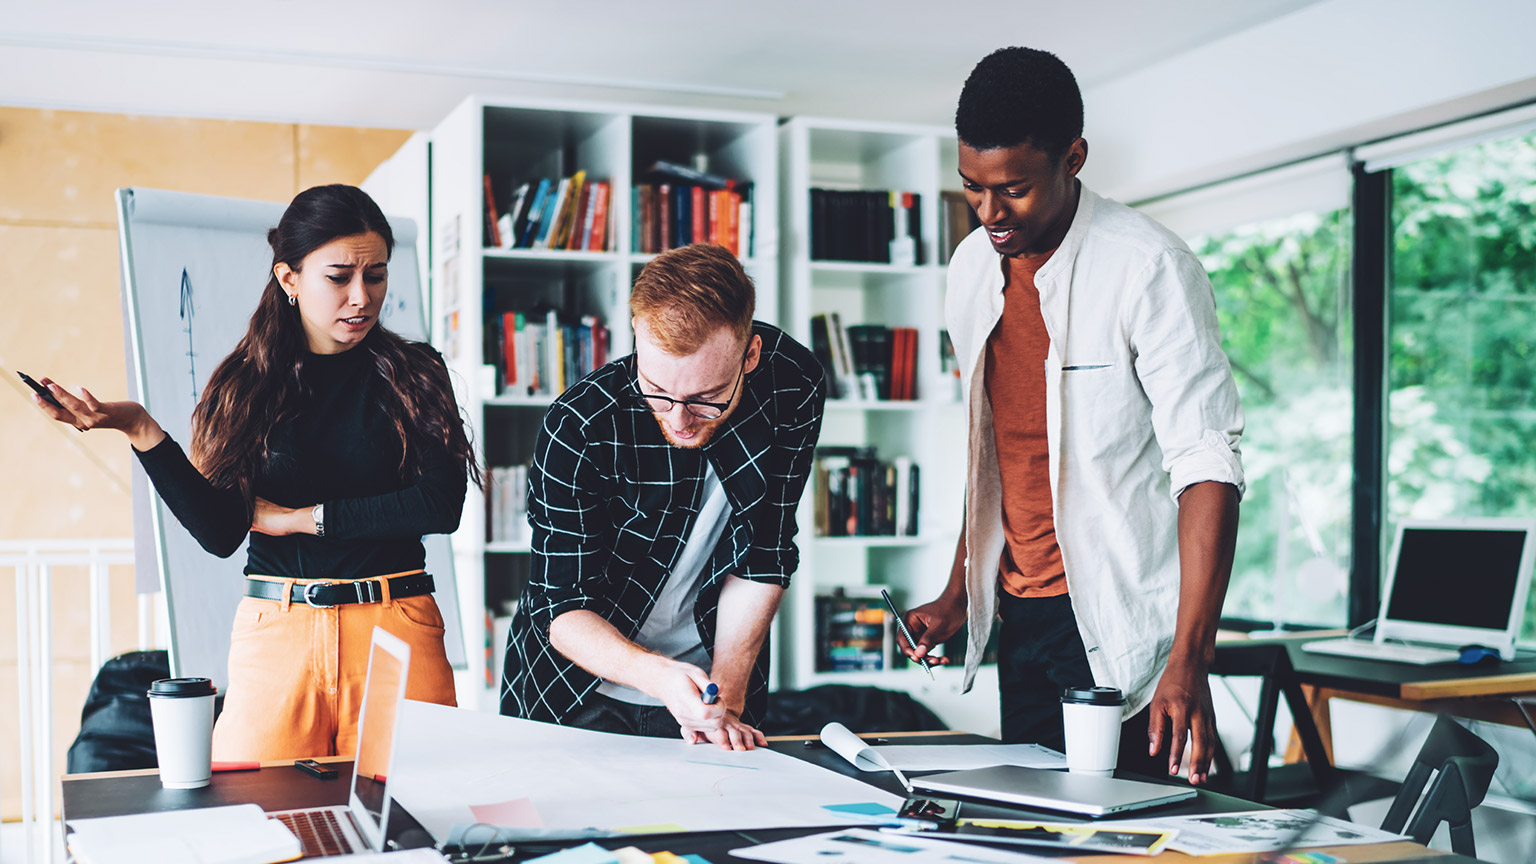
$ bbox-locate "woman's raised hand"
[31,377,166,451]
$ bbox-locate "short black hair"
[956,47,1083,156]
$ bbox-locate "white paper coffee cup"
[1061,685,1124,777]
[147,677,217,789]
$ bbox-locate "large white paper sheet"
[1112,809,1404,855]
[66,804,301,864]
[391,702,904,841]
[730,828,1054,864]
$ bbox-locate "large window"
[1140,158,1354,628]
[1387,127,1536,640]
[1195,210,1353,627]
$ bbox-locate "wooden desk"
[61,735,1467,863]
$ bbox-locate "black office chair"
[1374,715,1498,857]
[1207,641,1338,806]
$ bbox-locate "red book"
[588,181,611,252]
[889,328,907,400]
[658,183,672,251]
[594,321,609,367]
[691,185,707,247]
[483,174,502,247]
[502,311,518,389]
[638,185,654,254]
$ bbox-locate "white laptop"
[269,626,411,857]
[1304,517,1536,664]
[909,765,1196,817]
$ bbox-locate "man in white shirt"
[902,47,1244,785]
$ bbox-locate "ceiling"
[0,0,1322,131]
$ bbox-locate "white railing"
[0,539,153,864]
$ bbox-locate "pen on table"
[701,682,720,704]
[881,588,935,679]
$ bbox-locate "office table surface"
[60,736,1476,863]
[1229,633,1536,701]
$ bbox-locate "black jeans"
[998,591,1169,779]
[564,692,684,739]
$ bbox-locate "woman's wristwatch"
[312,503,325,538]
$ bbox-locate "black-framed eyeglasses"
[636,345,749,420]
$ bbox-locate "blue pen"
[701,682,720,704]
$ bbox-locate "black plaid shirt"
[501,322,826,726]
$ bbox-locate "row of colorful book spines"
[490,314,611,395]
[631,183,752,257]
[813,462,920,537]
[488,174,614,253]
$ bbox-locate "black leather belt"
[244,573,435,608]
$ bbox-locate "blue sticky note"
[681,857,715,864]
[524,842,622,864]
[823,802,898,816]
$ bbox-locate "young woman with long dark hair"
[33,184,476,760]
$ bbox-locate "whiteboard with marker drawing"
[116,187,465,688]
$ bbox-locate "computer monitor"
[1377,517,1536,660]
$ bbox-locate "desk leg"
[1513,696,1536,738]
[1288,685,1336,766]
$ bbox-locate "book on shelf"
[488,306,611,397]
[809,188,923,264]
[813,446,920,538]
[815,586,895,673]
[809,316,919,402]
[487,463,530,544]
[483,173,503,248]
[633,170,754,257]
[939,190,981,264]
[517,178,553,248]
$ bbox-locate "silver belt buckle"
[302,581,336,608]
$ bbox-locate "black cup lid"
[1061,686,1124,705]
[148,677,217,698]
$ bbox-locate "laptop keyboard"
[1301,638,1461,665]
[272,809,355,858]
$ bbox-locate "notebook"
[268,626,411,857]
[1304,517,1535,664]
[910,765,1196,817]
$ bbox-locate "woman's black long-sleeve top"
[134,345,467,580]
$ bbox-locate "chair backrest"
[1380,715,1499,856]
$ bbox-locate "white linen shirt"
[946,182,1245,718]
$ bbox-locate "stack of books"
[815,587,895,672]
[632,161,753,257]
[813,446,919,538]
[488,308,610,397]
[809,313,919,401]
[809,188,922,264]
[485,172,613,252]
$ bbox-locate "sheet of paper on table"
[730,828,1054,864]
[65,804,301,864]
[1110,808,1405,855]
[390,701,905,842]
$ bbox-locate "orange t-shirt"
[984,255,1067,598]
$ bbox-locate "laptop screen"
[350,627,411,852]
[1386,526,1528,630]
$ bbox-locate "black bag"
[760,684,947,736]
[66,650,171,773]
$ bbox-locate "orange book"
[890,328,907,400]
[725,189,741,256]
[658,183,672,251]
[691,185,707,246]
[587,181,611,252]
[483,174,502,247]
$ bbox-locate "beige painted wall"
[0,107,412,819]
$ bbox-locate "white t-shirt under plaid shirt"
[501,322,827,727]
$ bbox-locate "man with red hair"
[502,244,826,750]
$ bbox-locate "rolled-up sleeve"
[525,403,613,632]
[1128,249,1246,502]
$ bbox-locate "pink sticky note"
[470,797,545,828]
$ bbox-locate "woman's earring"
[287,294,297,306]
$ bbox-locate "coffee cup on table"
[147,677,217,789]
[1060,685,1124,777]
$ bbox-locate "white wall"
[1082,0,1536,202]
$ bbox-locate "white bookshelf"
[778,117,997,735]
[371,96,778,710]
